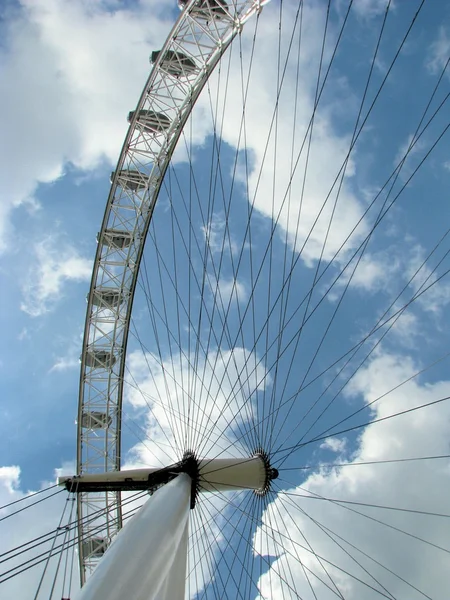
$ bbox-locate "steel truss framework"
[77,0,268,583]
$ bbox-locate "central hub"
[252,449,279,496]
[182,449,278,508]
[58,450,278,508]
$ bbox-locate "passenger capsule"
[82,538,107,558]
[84,350,117,369]
[151,49,197,77]
[81,411,113,429]
[98,229,133,250]
[111,169,147,192]
[128,110,171,134]
[178,0,228,18]
[92,288,123,309]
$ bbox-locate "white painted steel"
[198,456,266,492]
[154,520,189,599]
[59,455,266,492]
[76,0,267,583]
[74,474,191,600]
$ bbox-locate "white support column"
[153,519,189,599]
[74,474,191,600]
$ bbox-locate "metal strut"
[61,453,199,507]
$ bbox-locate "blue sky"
[1,0,450,598]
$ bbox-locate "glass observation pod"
[98,229,133,250]
[178,0,228,18]
[91,287,124,309]
[111,169,147,192]
[84,350,117,369]
[128,110,171,135]
[82,538,107,559]
[81,411,113,429]
[150,49,197,78]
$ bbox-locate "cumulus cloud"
[49,354,80,372]
[0,0,174,251]
[201,214,240,257]
[333,249,401,295]
[405,244,450,314]
[0,465,79,599]
[21,235,91,316]
[49,342,81,372]
[392,132,428,182]
[17,327,30,341]
[197,0,370,270]
[326,236,450,334]
[385,308,420,347]
[125,346,271,467]
[3,2,449,598]
[214,276,248,306]
[49,330,84,372]
[427,27,450,75]
[320,437,347,453]
[351,0,389,19]
[255,350,450,599]
[0,465,21,496]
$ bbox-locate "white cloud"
[393,133,426,181]
[320,437,347,453]
[197,1,369,270]
[125,346,271,467]
[49,331,84,372]
[351,0,390,19]
[0,465,79,599]
[427,27,450,75]
[255,350,450,599]
[386,308,420,347]
[201,214,240,257]
[17,327,30,341]
[0,465,21,495]
[0,0,400,270]
[200,215,249,309]
[349,254,393,292]
[21,236,91,316]
[201,218,224,255]
[334,250,401,295]
[0,0,174,251]
[215,276,248,305]
[49,354,80,373]
[327,239,450,322]
[405,244,450,314]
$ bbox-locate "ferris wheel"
[4,0,450,598]
[74,0,277,591]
